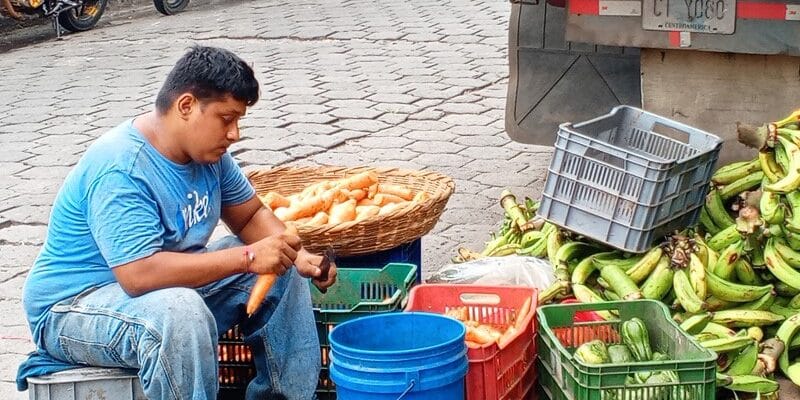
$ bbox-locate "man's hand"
[248,232,303,275]
[295,249,338,290]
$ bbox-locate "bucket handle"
[396,379,415,400]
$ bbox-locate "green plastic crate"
[310,262,417,400]
[537,300,717,400]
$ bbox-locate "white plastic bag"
[427,256,556,290]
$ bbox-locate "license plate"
[642,0,736,34]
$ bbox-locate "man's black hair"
[155,45,259,113]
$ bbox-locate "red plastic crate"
[405,284,538,400]
[559,298,605,323]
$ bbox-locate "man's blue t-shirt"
[22,119,255,345]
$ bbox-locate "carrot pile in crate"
[444,296,532,349]
[406,285,538,400]
[258,171,429,226]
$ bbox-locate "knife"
[317,246,335,293]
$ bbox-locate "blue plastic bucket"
[329,312,468,400]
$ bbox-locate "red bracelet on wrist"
[243,246,255,273]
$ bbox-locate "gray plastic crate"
[537,106,722,253]
[27,367,145,400]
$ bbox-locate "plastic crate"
[217,325,255,400]
[336,238,422,283]
[537,105,722,253]
[537,300,717,400]
[314,262,418,400]
[404,284,538,400]
[27,367,146,400]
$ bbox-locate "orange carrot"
[367,183,379,199]
[444,306,469,321]
[272,207,291,221]
[413,191,430,203]
[329,199,357,224]
[246,275,276,316]
[378,184,414,200]
[289,192,333,220]
[374,193,406,206]
[347,189,367,201]
[466,326,495,345]
[246,226,298,316]
[378,202,409,216]
[357,198,378,207]
[308,211,329,226]
[515,296,532,331]
[497,326,518,349]
[355,205,380,221]
[465,340,483,349]
[259,192,290,209]
[301,181,330,198]
[342,171,379,190]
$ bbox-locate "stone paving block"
[329,108,383,119]
[334,119,390,133]
[354,136,415,149]
[285,145,327,160]
[459,146,520,161]
[406,141,465,154]
[23,153,81,168]
[440,113,496,126]
[372,103,421,114]
[408,109,445,120]
[473,171,537,188]
[376,113,409,125]
[420,233,458,276]
[446,124,501,137]
[284,133,348,148]
[235,150,293,167]
[438,222,498,250]
[1,193,57,209]
[412,153,471,168]
[398,75,441,83]
[455,135,510,151]
[0,245,39,270]
[435,102,488,114]
[404,130,458,142]
[286,123,340,135]
[0,151,32,163]
[13,167,71,181]
[439,205,498,227]
[362,148,420,162]
[367,93,418,104]
[0,206,49,226]
[321,90,372,100]
[308,151,373,167]
[0,225,47,246]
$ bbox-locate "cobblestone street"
[0,0,553,397]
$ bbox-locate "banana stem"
[737,122,772,149]
[759,338,785,374]
[500,190,528,230]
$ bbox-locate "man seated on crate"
[17,45,337,400]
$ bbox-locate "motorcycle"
[1,0,107,36]
[153,0,188,15]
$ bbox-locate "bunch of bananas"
[455,109,800,396]
[451,189,563,262]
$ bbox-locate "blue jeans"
[37,236,321,400]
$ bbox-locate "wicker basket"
[246,166,455,256]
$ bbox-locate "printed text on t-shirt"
[182,190,210,229]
